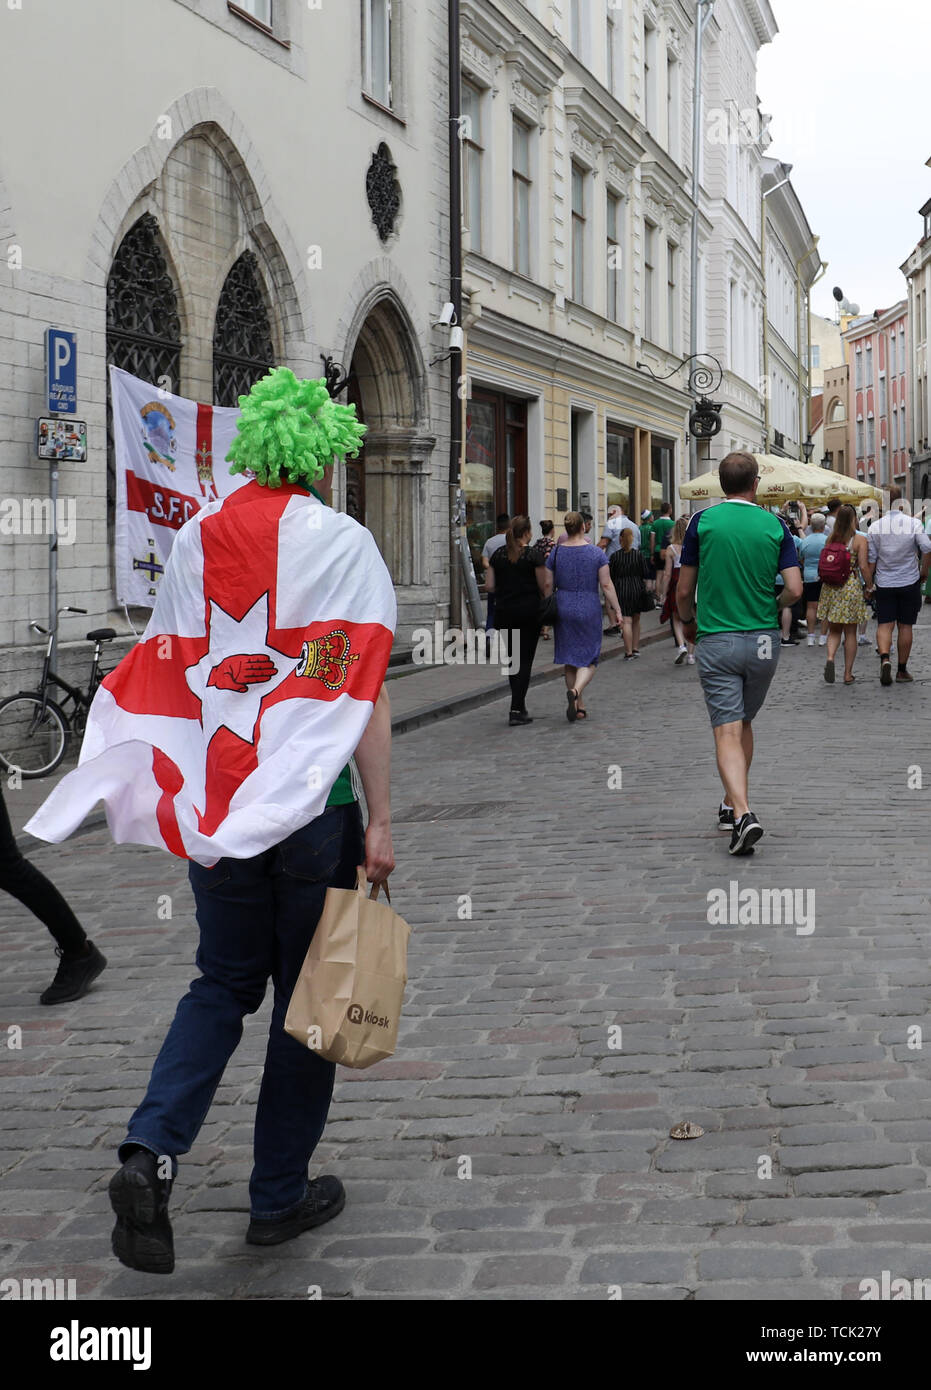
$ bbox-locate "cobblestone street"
[2,628,930,1301]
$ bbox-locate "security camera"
[449,325,464,352]
[436,302,457,327]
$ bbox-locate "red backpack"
[818,539,852,587]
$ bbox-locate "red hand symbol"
[207,653,278,693]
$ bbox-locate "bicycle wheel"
[0,693,69,778]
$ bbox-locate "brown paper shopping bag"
[284,868,411,1069]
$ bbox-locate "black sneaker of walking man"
[246,1175,345,1246]
[729,812,763,856]
[40,941,107,1005]
[109,1148,174,1274]
[717,801,735,833]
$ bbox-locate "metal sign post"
[41,328,80,665]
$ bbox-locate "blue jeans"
[120,802,364,1217]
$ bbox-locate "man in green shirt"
[677,452,802,856]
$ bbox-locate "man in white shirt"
[598,505,640,558]
[865,486,931,684]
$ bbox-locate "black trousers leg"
[0,785,86,953]
[508,623,541,712]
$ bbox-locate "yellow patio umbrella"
[679,455,882,506]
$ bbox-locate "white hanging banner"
[111,366,246,607]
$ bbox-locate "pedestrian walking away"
[816,505,870,686]
[609,528,655,658]
[26,369,397,1275]
[543,512,621,722]
[1,784,106,1004]
[677,451,802,856]
[651,502,675,603]
[796,512,828,646]
[864,485,931,685]
[536,520,556,640]
[486,514,548,725]
[660,515,695,664]
[481,512,511,639]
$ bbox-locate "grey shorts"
[696,630,781,728]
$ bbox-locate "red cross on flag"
[26,480,396,864]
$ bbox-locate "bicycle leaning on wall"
[0,608,117,779]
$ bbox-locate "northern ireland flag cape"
[111,365,247,608]
[26,481,396,865]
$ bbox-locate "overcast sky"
[756,0,930,320]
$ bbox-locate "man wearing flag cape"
[27,368,397,1274]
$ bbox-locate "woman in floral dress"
[816,504,870,685]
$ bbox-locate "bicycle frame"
[31,621,107,729]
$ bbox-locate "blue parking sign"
[46,328,77,414]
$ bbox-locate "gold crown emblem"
[295,629,360,691]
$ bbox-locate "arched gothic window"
[212,251,275,406]
[106,214,182,551]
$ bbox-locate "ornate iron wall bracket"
[636,353,724,440]
[321,355,352,398]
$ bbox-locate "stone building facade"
[0,0,451,690]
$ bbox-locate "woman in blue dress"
[543,512,622,722]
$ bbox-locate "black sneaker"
[109,1149,174,1274]
[508,710,533,726]
[780,638,799,647]
[40,941,107,1005]
[880,657,893,686]
[246,1176,345,1246]
[729,812,763,856]
[717,802,735,833]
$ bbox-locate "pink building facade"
[844,303,909,492]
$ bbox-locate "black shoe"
[780,638,799,647]
[109,1149,174,1274]
[246,1176,346,1246]
[729,812,763,856]
[717,801,735,833]
[880,657,893,686]
[40,941,107,1005]
[509,710,533,725]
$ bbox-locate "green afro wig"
[226,367,366,487]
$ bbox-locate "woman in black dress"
[485,515,547,725]
[609,528,655,658]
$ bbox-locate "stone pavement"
[1,617,930,1301]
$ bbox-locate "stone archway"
[347,295,430,587]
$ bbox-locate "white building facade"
[0,0,451,689]
[458,0,789,571]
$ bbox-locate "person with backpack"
[816,503,869,685]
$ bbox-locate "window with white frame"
[856,418,864,459]
[867,416,875,455]
[865,341,873,386]
[900,324,906,366]
[606,191,622,322]
[644,221,657,341]
[880,374,887,417]
[362,0,393,108]
[855,346,863,389]
[666,241,678,353]
[892,406,898,453]
[461,81,484,250]
[890,332,897,378]
[235,0,272,24]
[571,162,587,302]
[512,118,533,277]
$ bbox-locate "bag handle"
[356,866,391,903]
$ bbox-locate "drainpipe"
[761,165,793,455]
[448,0,463,627]
[688,0,715,477]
